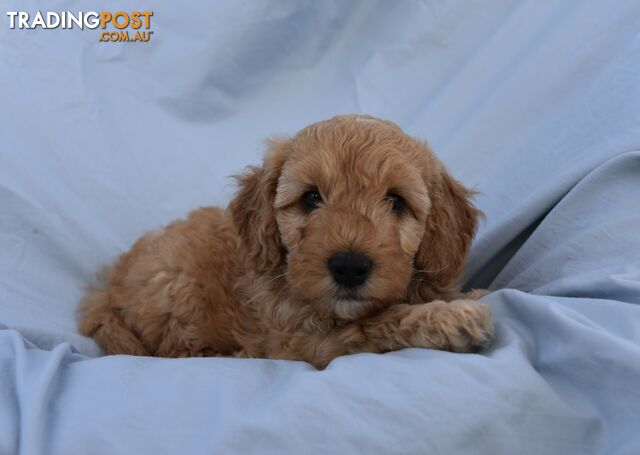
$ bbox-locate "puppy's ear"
[229,138,290,274]
[412,159,481,297]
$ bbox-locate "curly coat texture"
[79,115,493,368]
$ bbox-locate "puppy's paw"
[233,349,250,359]
[401,300,493,353]
[441,300,494,353]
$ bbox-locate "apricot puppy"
[79,115,493,368]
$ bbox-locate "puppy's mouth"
[331,295,372,320]
[334,288,363,301]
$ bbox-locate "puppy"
[79,115,493,368]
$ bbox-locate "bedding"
[1,0,639,453]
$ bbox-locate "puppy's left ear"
[229,138,291,274]
[412,158,481,297]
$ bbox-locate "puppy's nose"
[328,252,372,288]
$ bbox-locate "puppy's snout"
[328,252,372,288]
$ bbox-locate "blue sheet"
[1,1,639,453]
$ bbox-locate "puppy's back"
[78,207,242,357]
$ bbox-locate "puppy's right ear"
[229,138,291,274]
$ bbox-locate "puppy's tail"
[78,276,150,356]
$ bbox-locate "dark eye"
[387,193,405,213]
[301,190,323,210]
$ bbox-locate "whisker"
[261,272,288,285]
[412,265,449,275]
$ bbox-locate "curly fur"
[78,115,493,368]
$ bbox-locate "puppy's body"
[80,115,493,368]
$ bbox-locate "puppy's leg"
[79,286,150,356]
[155,314,215,358]
[153,274,238,358]
[274,300,492,368]
[364,300,493,354]
[310,300,493,368]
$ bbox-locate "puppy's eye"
[301,190,323,210]
[387,193,405,213]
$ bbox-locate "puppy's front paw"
[401,300,493,353]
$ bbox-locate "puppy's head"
[230,115,479,319]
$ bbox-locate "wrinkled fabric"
[1,1,639,453]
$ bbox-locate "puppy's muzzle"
[328,252,372,288]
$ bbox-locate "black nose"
[328,252,373,288]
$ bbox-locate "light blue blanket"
[1,1,639,453]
